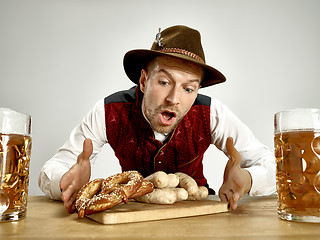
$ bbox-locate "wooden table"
[1,195,319,239]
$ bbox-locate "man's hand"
[59,138,92,213]
[218,137,252,210]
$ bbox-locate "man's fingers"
[60,171,77,202]
[61,184,73,203]
[219,175,244,210]
[59,139,93,214]
[59,172,73,191]
[219,188,237,210]
[226,137,241,165]
[230,193,240,210]
[61,184,79,211]
[232,173,244,190]
[218,188,228,203]
[64,191,78,211]
[220,139,249,210]
[219,187,240,210]
[67,202,76,214]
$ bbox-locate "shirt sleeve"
[38,99,107,200]
[210,99,276,196]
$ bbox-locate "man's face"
[139,56,203,134]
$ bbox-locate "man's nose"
[166,87,180,105]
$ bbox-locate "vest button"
[158,161,162,164]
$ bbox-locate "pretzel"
[129,179,154,199]
[75,171,153,218]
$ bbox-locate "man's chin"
[152,125,176,135]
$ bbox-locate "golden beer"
[0,133,32,221]
[275,130,320,221]
[274,108,320,222]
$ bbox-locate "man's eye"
[185,87,194,93]
[159,80,169,86]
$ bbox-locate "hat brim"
[123,49,226,88]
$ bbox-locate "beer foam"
[275,108,320,133]
[0,108,32,136]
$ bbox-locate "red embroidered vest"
[104,87,211,186]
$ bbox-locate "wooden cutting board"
[87,199,229,224]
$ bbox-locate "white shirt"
[38,98,276,200]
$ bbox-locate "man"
[39,25,276,213]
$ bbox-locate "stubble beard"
[144,104,182,135]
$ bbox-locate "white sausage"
[166,173,179,188]
[187,186,209,200]
[134,188,177,204]
[175,172,198,195]
[145,171,168,188]
[167,187,188,202]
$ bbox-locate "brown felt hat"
[123,25,226,88]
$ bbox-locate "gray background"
[1,0,319,195]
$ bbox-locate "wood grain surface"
[87,199,229,224]
[1,195,320,240]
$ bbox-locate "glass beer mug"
[0,108,32,222]
[274,108,320,222]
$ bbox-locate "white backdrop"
[1,0,319,195]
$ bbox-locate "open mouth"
[159,110,177,125]
[162,111,175,120]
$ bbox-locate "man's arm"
[60,138,92,213]
[38,99,107,202]
[218,137,252,210]
[210,99,276,208]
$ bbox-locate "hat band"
[159,48,205,64]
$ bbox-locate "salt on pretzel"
[129,179,155,199]
[75,171,153,218]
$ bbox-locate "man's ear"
[139,69,147,93]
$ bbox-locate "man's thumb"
[226,137,241,166]
[78,138,93,163]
